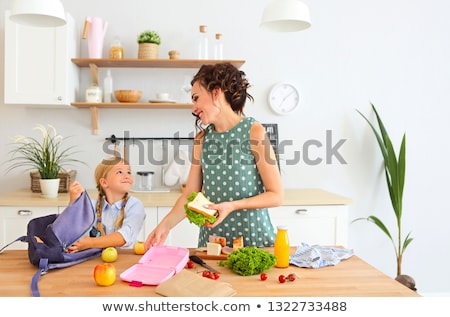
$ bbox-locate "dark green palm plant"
[354,103,412,276]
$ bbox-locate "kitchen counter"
[0,188,352,207]
[0,248,418,297]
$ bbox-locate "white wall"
[1,0,449,296]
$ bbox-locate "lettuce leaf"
[184,192,217,227]
[219,246,277,276]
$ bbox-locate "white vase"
[39,179,60,198]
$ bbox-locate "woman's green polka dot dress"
[198,117,276,248]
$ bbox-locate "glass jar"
[137,171,154,191]
[85,83,102,103]
[109,36,124,59]
[213,33,223,60]
[197,25,209,59]
[274,225,290,268]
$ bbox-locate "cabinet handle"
[18,209,32,216]
[295,208,308,214]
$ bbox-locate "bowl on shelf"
[114,90,142,103]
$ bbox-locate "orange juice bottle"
[274,225,290,268]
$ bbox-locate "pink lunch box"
[120,245,189,286]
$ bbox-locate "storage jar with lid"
[85,83,102,103]
[197,25,209,59]
[110,36,124,59]
[137,171,154,191]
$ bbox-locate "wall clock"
[268,82,300,115]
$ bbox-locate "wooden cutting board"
[193,251,228,260]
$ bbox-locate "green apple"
[101,247,118,263]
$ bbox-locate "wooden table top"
[0,188,352,207]
[0,248,419,297]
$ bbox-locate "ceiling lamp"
[10,0,66,27]
[260,0,311,32]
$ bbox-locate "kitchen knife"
[189,255,219,273]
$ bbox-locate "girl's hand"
[67,236,90,252]
[69,181,84,203]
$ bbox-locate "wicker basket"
[138,43,159,59]
[30,170,77,193]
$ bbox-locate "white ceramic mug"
[156,92,169,101]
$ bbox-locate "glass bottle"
[274,225,290,268]
[109,36,124,59]
[213,33,223,60]
[103,69,113,103]
[197,25,209,59]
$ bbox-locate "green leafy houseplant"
[354,103,413,278]
[6,124,86,179]
[137,30,161,45]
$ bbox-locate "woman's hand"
[144,225,170,251]
[204,201,235,228]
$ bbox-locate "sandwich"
[184,192,218,227]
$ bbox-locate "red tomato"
[287,273,296,281]
[212,272,220,280]
[260,273,268,281]
[186,261,194,269]
[202,271,211,278]
[278,275,286,283]
[94,263,116,286]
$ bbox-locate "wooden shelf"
[71,102,192,135]
[71,58,246,69]
[71,58,245,134]
[71,102,192,109]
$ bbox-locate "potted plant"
[137,30,161,59]
[5,124,86,198]
[354,103,416,291]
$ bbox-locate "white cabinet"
[4,11,79,106]
[0,206,59,250]
[269,205,349,247]
[157,207,199,248]
[137,207,158,242]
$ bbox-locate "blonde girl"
[68,157,145,252]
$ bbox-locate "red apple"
[94,263,116,286]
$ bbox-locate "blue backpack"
[0,191,102,296]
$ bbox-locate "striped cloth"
[289,242,354,268]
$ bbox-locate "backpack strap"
[0,235,27,253]
[30,249,102,297]
[30,258,50,297]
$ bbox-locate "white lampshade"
[10,0,66,27]
[260,0,311,32]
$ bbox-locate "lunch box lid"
[120,245,189,286]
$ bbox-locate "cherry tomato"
[287,273,296,281]
[186,261,194,269]
[278,275,286,283]
[212,272,220,280]
[260,273,268,281]
[202,271,211,278]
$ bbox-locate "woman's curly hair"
[191,62,253,131]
